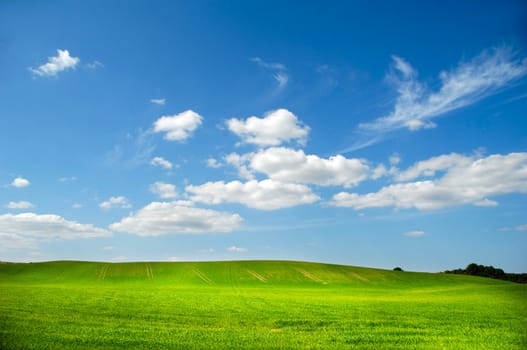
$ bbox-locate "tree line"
[444,263,527,283]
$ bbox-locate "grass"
[0,260,526,349]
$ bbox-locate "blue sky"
[1,1,526,272]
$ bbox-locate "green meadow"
[0,260,526,349]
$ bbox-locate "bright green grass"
[1,260,526,349]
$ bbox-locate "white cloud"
[72,203,83,209]
[6,201,34,209]
[102,246,114,251]
[30,49,80,77]
[150,98,166,105]
[474,198,499,207]
[206,158,222,169]
[153,110,203,141]
[224,152,255,180]
[0,232,38,250]
[395,153,471,182]
[109,201,242,236]
[404,230,426,237]
[349,47,527,150]
[250,57,289,88]
[11,177,30,188]
[226,109,310,147]
[331,152,527,210]
[389,154,401,165]
[149,182,178,199]
[227,246,248,253]
[0,213,111,240]
[99,196,132,209]
[186,179,319,210]
[249,147,370,187]
[371,164,388,180]
[150,156,173,169]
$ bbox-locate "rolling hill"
[1,260,526,349]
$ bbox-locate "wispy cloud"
[6,201,34,209]
[105,129,156,168]
[29,49,80,77]
[85,60,103,70]
[150,98,166,106]
[499,224,527,232]
[227,246,248,253]
[404,230,426,237]
[251,57,289,89]
[347,47,527,151]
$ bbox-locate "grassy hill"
[1,260,526,349]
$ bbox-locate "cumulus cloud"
[153,110,203,141]
[186,179,319,210]
[250,57,289,88]
[224,152,255,180]
[99,196,131,209]
[331,152,527,210]
[29,49,80,77]
[226,109,310,147]
[11,177,30,188]
[150,156,173,169]
[227,246,248,253]
[109,202,242,236]
[206,158,222,169]
[149,181,178,199]
[249,147,370,187]
[6,201,34,209]
[0,213,111,241]
[348,47,527,151]
[150,98,166,105]
[394,153,471,182]
[389,154,402,165]
[404,230,426,237]
[0,232,38,250]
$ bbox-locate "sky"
[1,1,526,272]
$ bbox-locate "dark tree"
[444,263,526,284]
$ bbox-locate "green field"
[0,260,526,349]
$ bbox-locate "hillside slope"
[0,260,514,287]
[1,260,526,349]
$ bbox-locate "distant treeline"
[445,263,527,284]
